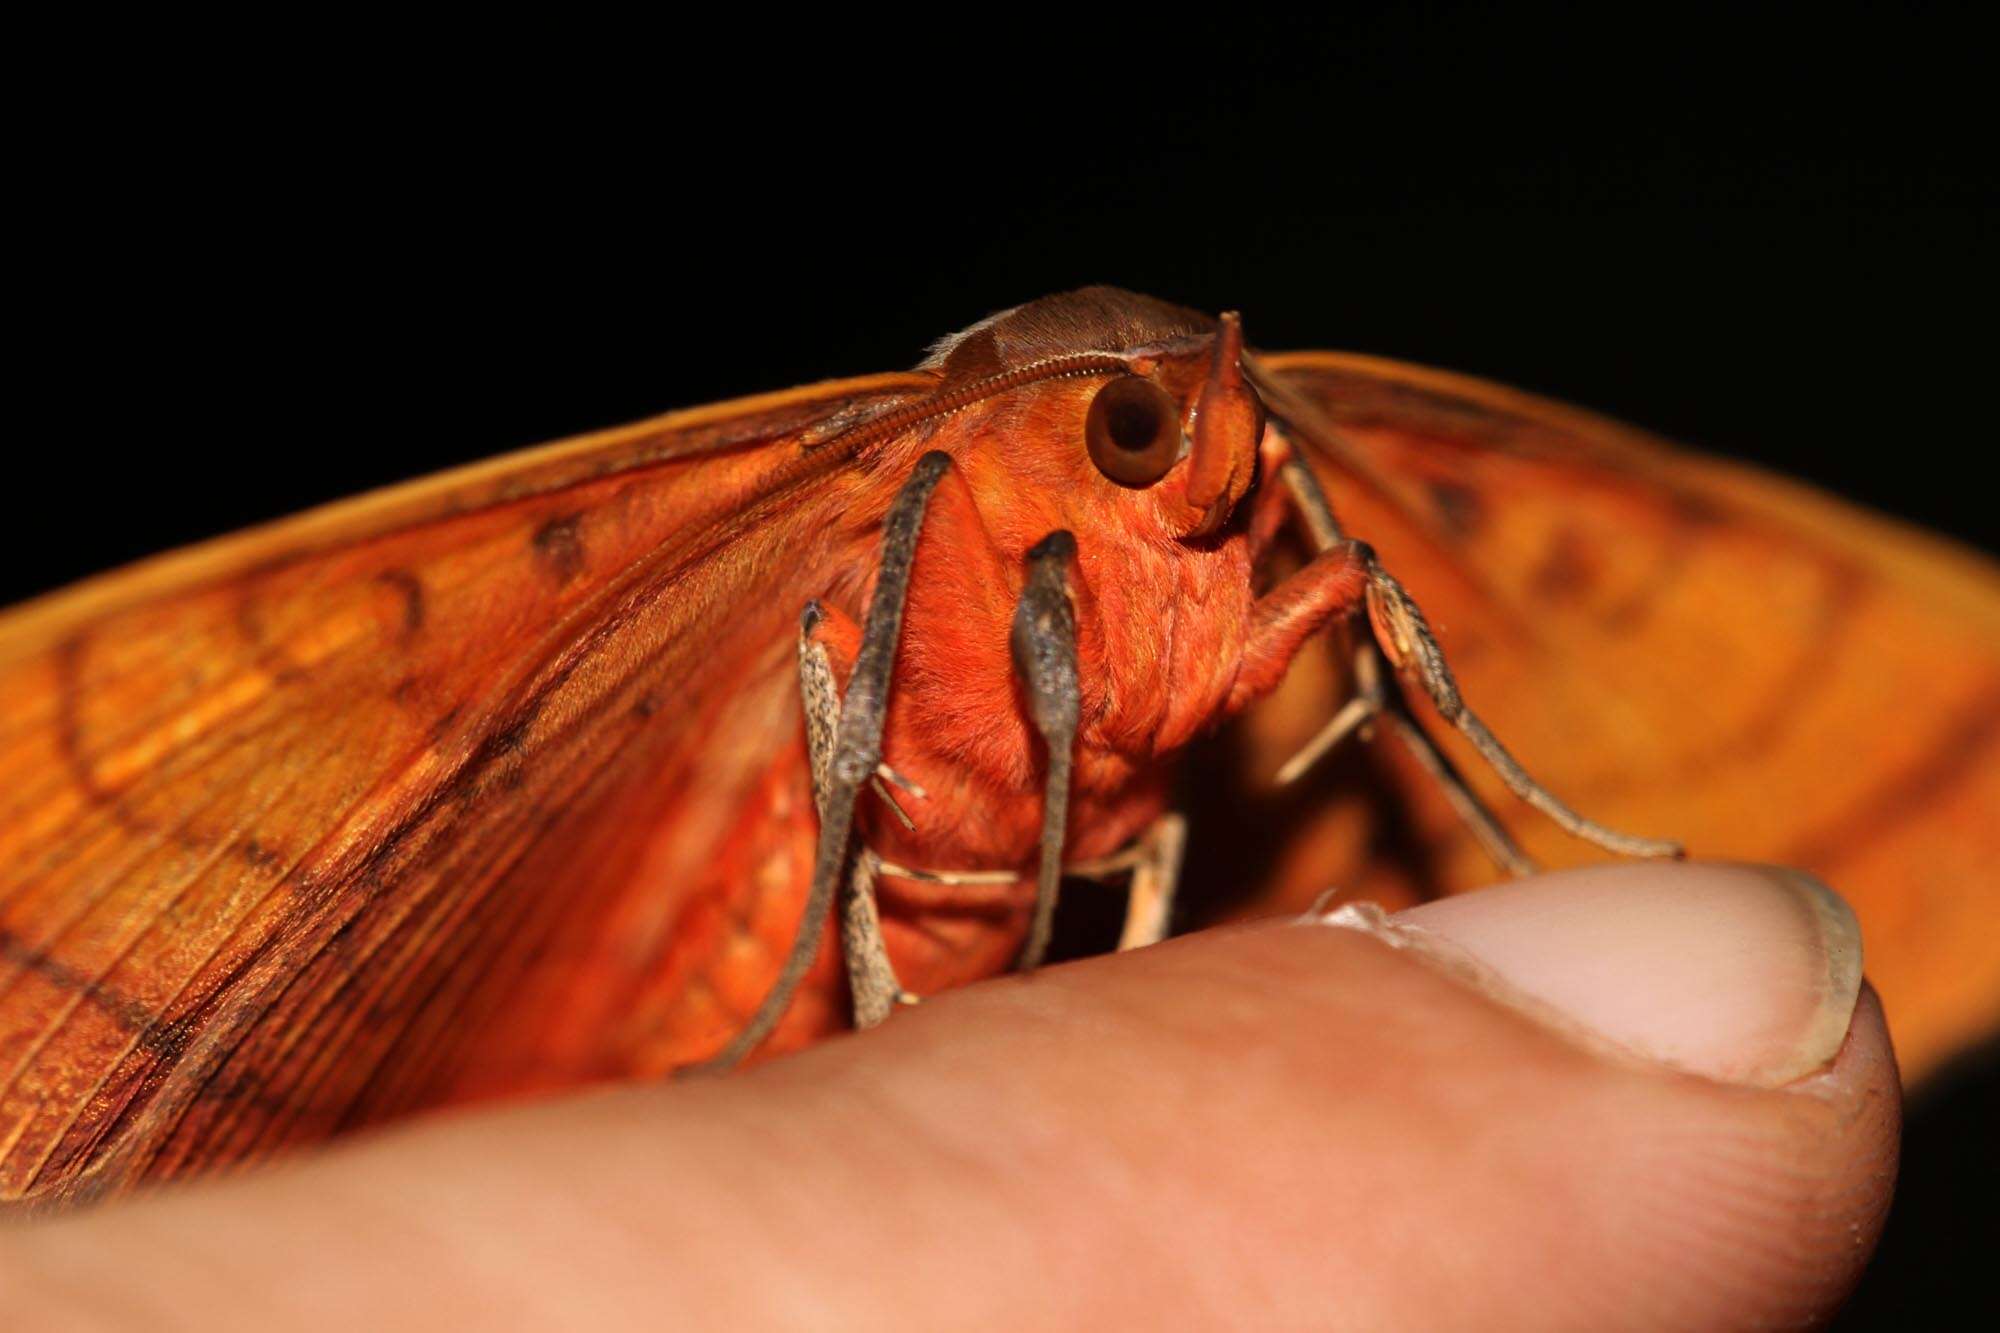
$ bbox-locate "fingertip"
[1328,861,1867,1087]
[1297,865,1899,1326]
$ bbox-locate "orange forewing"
[1238,352,2000,1084]
[0,372,933,1206]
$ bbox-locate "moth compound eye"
[1085,376,1185,487]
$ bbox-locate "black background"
[15,7,1994,1322]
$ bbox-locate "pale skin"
[0,859,1898,1330]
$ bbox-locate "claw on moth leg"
[869,773,919,831]
[875,763,926,800]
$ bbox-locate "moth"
[2,288,1995,1210]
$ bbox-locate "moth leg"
[798,603,918,1030]
[1114,813,1186,951]
[1279,453,1349,549]
[1226,540,1371,711]
[872,862,1017,885]
[798,600,845,804]
[842,849,918,1028]
[700,451,953,1070]
[800,599,924,830]
[1011,531,1083,972]
[1365,652,1543,876]
[1271,651,1385,786]
[1062,812,1188,950]
[1275,458,1550,871]
[1363,559,1679,857]
[1279,457,1680,863]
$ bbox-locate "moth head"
[917,289,1270,542]
[1082,311,1267,539]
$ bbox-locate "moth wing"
[1243,351,2000,1084]
[0,372,932,1204]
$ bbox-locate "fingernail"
[1309,862,1863,1088]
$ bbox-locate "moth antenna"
[806,353,1129,459]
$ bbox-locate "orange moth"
[0,288,1994,1208]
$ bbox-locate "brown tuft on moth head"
[923,286,1212,382]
